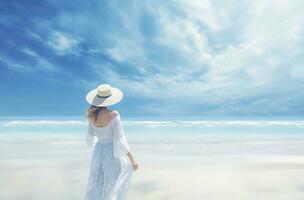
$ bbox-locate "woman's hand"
[127,152,138,171]
[131,160,138,171]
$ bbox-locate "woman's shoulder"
[109,110,121,124]
[110,110,120,118]
[88,110,120,125]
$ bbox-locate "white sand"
[1,134,304,200]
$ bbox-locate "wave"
[0,120,86,127]
[1,120,304,128]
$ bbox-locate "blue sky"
[1,0,304,118]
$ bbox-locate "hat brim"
[86,87,123,107]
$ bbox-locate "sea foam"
[1,119,304,128]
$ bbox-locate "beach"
[1,118,304,200]
[2,0,304,199]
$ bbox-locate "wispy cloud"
[21,47,59,71]
[0,54,32,73]
[0,46,60,74]
[47,31,81,56]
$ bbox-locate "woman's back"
[88,109,120,142]
[90,108,118,127]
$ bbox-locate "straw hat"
[86,84,123,107]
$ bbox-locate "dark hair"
[86,105,103,122]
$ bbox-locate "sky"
[0,0,304,118]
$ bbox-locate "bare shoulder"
[110,110,120,119]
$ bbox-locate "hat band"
[97,93,112,98]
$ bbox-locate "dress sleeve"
[112,114,130,158]
[86,120,96,148]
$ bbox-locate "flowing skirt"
[85,141,133,200]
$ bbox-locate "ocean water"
[1,118,304,200]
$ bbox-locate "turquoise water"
[1,118,304,135]
[1,118,303,144]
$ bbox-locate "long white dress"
[85,113,133,200]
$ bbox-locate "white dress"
[85,113,134,200]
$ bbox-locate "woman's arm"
[112,111,138,171]
[86,120,96,148]
[127,151,138,171]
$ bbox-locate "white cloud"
[47,31,80,55]
[176,0,228,32]
[105,38,145,64]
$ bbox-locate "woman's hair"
[86,105,103,122]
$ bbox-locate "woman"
[84,84,138,200]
